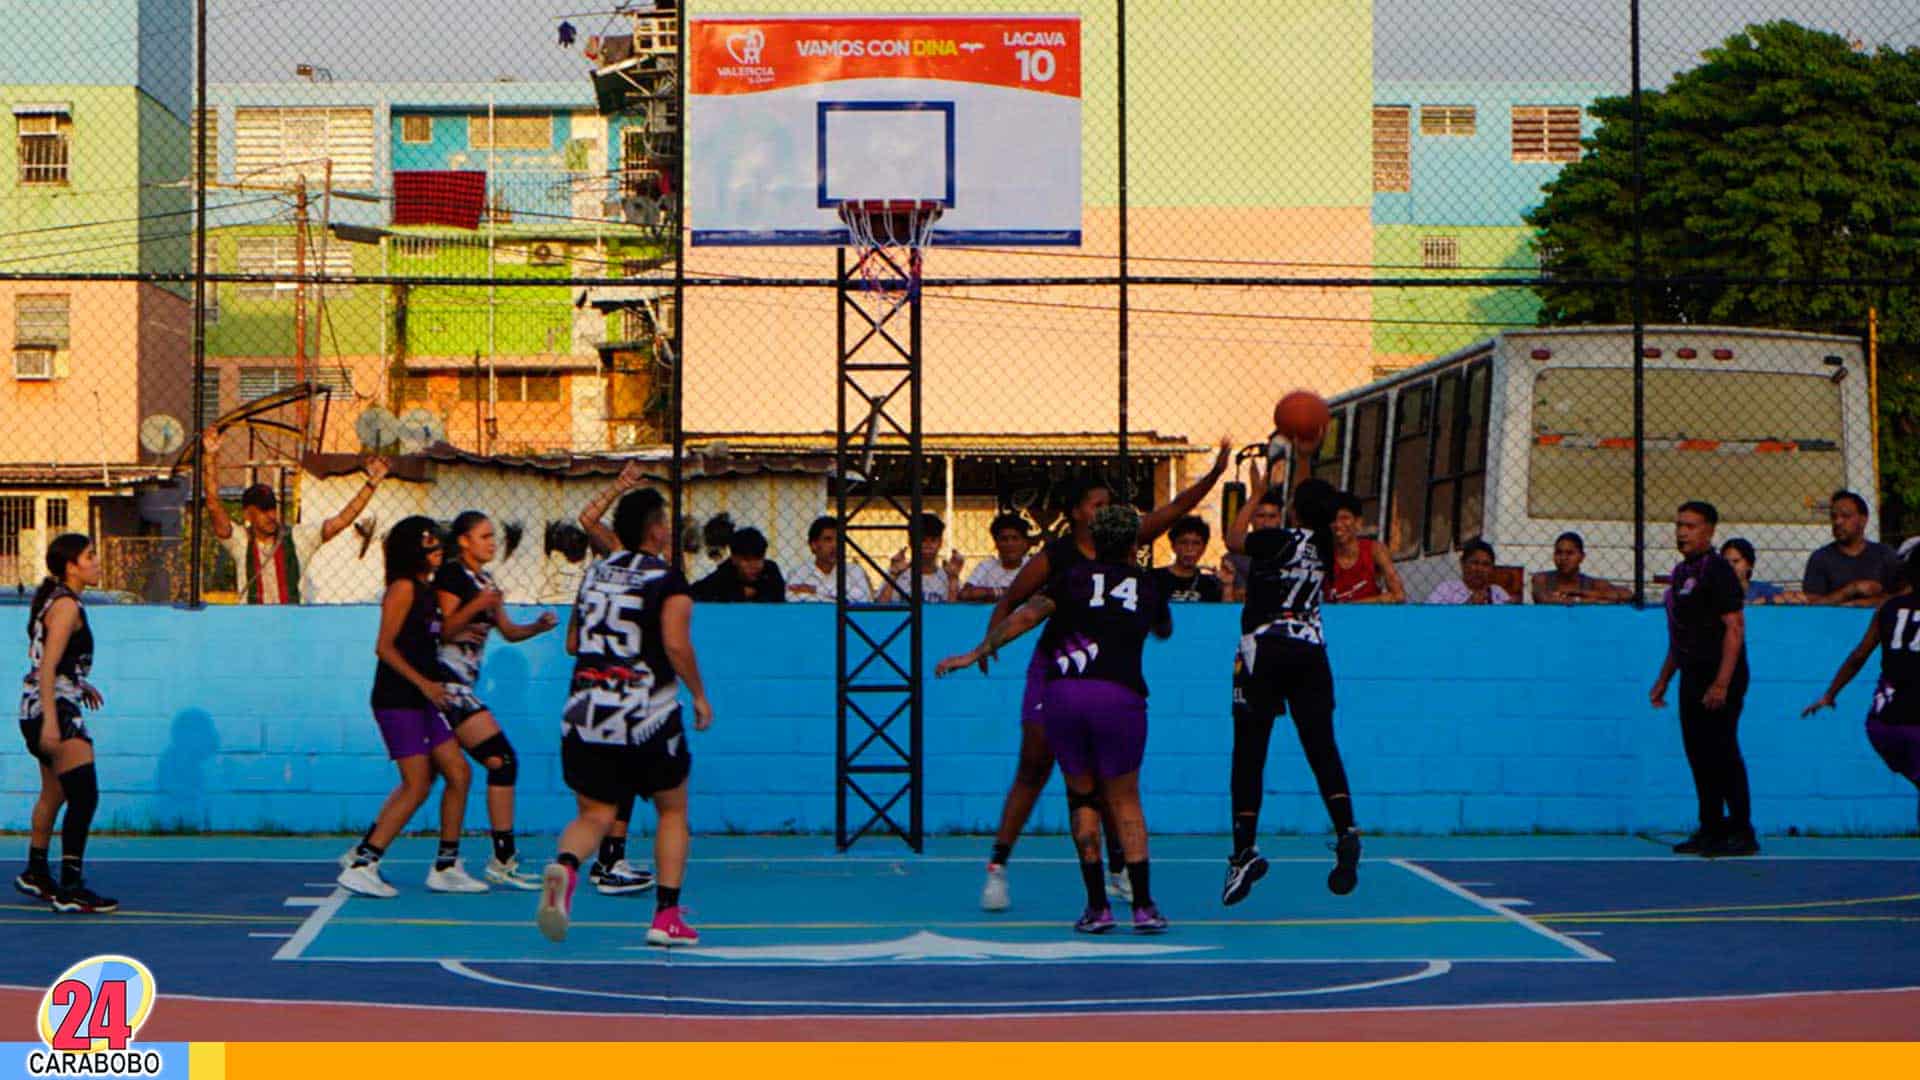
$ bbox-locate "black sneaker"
[1328,830,1361,896]
[1672,829,1718,855]
[51,885,118,914]
[14,867,56,902]
[1709,828,1760,858]
[1221,848,1268,907]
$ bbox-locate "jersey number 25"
[579,589,644,656]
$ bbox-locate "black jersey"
[1871,593,1920,726]
[1239,527,1327,647]
[1149,566,1223,603]
[371,579,447,709]
[1665,550,1746,674]
[566,550,691,746]
[22,585,92,700]
[1032,534,1092,652]
[433,560,498,686]
[1041,561,1171,697]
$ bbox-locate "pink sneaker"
[536,862,576,942]
[646,905,700,947]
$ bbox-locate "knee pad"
[469,733,517,787]
[57,763,98,816]
[1065,787,1101,815]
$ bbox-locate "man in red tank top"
[1326,492,1405,604]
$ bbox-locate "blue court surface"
[0,834,1916,1019]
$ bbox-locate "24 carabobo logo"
[27,955,163,1077]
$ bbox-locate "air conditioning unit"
[611,421,642,449]
[14,347,55,380]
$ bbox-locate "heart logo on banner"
[726,28,766,65]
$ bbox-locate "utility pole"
[293,178,310,442]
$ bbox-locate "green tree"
[1527,21,1920,532]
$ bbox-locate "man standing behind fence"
[1650,500,1757,858]
[200,429,389,604]
[1802,491,1904,606]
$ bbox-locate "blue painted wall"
[4,606,1911,837]
[1372,81,1612,226]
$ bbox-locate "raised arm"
[579,460,646,556]
[200,429,235,541]
[1804,610,1883,716]
[1224,458,1273,556]
[321,457,389,544]
[1140,437,1232,543]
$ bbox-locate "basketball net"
[838,199,943,302]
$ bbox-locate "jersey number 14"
[1089,572,1139,612]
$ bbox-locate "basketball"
[1274,390,1331,448]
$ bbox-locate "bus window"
[1388,381,1432,560]
[1527,368,1845,523]
[1425,372,1463,555]
[1460,360,1492,542]
[1309,410,1346,486]
[1350,398,1388,529]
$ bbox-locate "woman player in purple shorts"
[971,439,1231,912]
[337,516,484,898]
[1802,538,1920,821]
[939,505,1172,933]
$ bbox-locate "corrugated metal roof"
[209,82,597,110]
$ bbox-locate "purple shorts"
[1041,678,1148,780]
[1021,650,1049,727]
[1867,719,1920,784]
[373,707,454,761]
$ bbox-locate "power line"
[0,196,280,242]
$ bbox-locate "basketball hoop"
[838,199,943,298]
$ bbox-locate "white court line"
[247,932,294,940]
[1565,931,1605,937]
[436,957,1453,1009]
[274,888,349,961]
[1485,898,1533,907]
[1390,859,1613,964]
[4,978,1917,1025]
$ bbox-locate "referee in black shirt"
[1650,500,1757,857]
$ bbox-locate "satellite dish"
[139,414,185,456]
[354,406,401,451]
[398,408,447,453]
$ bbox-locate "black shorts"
[1232,638,1335,724]
[18,695,90,766]
[560,710,692,805]
[442,683,490,728]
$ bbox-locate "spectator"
[881,513,964,603]
[1720,538,1795,605]
[960,514,1033,602]
[1426,540,1511,605]
[1531,532,1630,605]
[1148,515,1224,602]
[200,428,388,604]
[1803,491,1903,605]
[690,527,785,603]
[1326,493,1405,604]
[787,515,873,604]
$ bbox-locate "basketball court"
[3,834,1915,1039]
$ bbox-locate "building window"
[1419,105,1476,137]
[1512,105,1583,163]
[0,497,35,584]
[1420,236,1461,270]
[1372,106,1410,193]
[46,498,68,530]
[15,295,70,348]
[234,236,353,298]
[190,108,217,183]
[400,114,433,144]
[16,109,71,185]
[399,374,432,403]
[197,369,223,423]
[457,371,564,402]
[469,114,551,151]
[233,107,375,188]
[238,366,300,403]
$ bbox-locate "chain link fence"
[1,0,1914,607]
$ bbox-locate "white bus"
[1307,326,1878,602]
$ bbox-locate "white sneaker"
[595,859,655,895]
[980,863,1011,911]
[536,863,574,943]
[337,861,398,898]
[425,862,490,893]
[336,846,358,870]
[1106,870,1134,903]
[485,856,542,891]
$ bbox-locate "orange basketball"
[1274,390,1330,448]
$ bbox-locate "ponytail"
[28,533,93,632]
